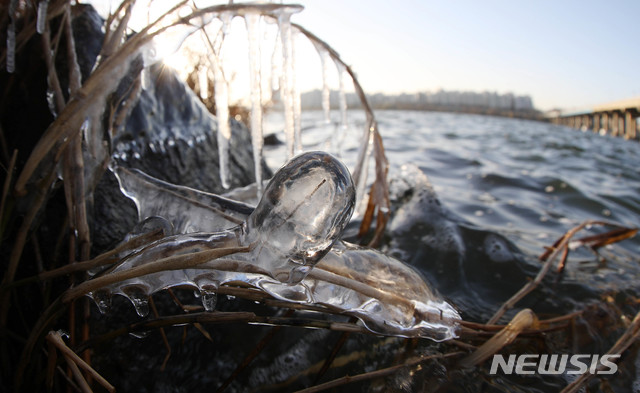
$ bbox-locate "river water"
[260,109,640,391]
[96,110,640,392]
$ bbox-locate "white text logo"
[489,354,620,375]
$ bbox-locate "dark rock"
[263,132,282,146]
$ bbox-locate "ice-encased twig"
[97,152,459,340]
[292,23,390,241]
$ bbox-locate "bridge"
[546,97,640,141]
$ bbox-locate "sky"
[289,0,640,111]
[90,0,640,112]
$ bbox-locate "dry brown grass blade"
[45,338,58,391]
[459,309,537,368]
[101,0,136,59]
[366,127,390,247]
[46,330,115,393]
[573,227,638,250]
[37,228,164,281]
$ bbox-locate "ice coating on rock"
[112,166,253,233]
[95,152,459,340]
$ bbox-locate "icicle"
[6,22,16,73]
[45,86,57,118]
[245,12,264,197]
[201,289,217,311]
[122,285,149,317]
[336,61,348,131]
[213,12,233,189]
[36,0,49,34]
[89,290,112,314]
[318,47,332,124]
[292,30,302,153]
[141,67,152,90]
[270,32,282,93]
[277,11,295,158]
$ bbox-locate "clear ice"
[6,22,15,73]
[36,0,49,34]
[245,12,264,196]
[99,152,460,340]
[277,10,296,157]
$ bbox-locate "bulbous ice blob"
[247,151,355,283]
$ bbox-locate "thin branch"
[460,309,537,368]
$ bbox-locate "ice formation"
[245,11,264,196]
[212,12,232,189]
[36,0,49,34]
[98,152,460,340]
[6,22,15,73]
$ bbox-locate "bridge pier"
[547,98,640,141]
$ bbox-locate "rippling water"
[98,110,640,392]
[267,110,640,276]
[264,110,640,390]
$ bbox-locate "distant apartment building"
[299,89,536,114]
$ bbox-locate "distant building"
[298,89,538,118]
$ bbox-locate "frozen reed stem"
[62,245,251,303]
[460,308,537,368]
